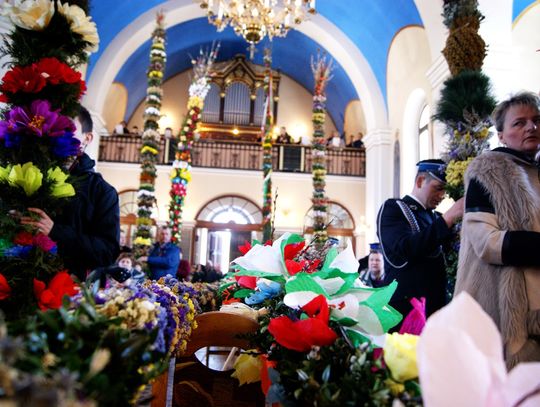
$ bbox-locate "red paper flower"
[0,273,12,300]
[14,231,34,246]
[284,241,305,260]
[34,271,78,311]
[268,295,338,352]
[235,275,257,289]
[35,58,86,96]
[285,258,320,275]
[238,240,252,255]
[0,65,46,95]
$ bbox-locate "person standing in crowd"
[139,225,181,280]
[455,92,540,368]
[21,106,120,281]
[377,159,464,318]
[276,126,292,144]
[358,243,386,288]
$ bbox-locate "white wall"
[96,162,366,255]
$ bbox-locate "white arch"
[84,0,388,131]
[401,88,426,194]
[413,0,447,61]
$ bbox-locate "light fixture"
[198,0,316,57]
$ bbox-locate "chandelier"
[198,0,316,56]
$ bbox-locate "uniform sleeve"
[50,181,120,270]
[464,178,540,266]
[377,199,452,268]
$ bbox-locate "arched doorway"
[303,201,356,253]
[193,195,262,273]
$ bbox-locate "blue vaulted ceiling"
[87,0,537,131]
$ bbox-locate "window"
[303,201,355,251]
[202,83,221,123]
[418,104,431,160]
[223,82,251,125]
[194,195,262,273]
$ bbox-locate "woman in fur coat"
[455,91,540,369]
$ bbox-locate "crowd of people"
[26,91,540,369]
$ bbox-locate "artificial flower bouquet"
[5,277,198,406]
[0,0,99,319]
[222,233,423,406]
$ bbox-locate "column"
[363,128,393,243]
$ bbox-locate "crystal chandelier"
[198,0,316,56]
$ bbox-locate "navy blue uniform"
[377,195,452,317]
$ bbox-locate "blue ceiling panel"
[513,0,538,20]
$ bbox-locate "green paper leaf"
[285,273,326,296]
[234,289,255,298]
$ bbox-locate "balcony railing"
[98,135,365,177]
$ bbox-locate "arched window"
[194,195,262,273]
[253,86,266,126]
[418,104,431,160]
[303,201,355,251]
[223,82,250,125]
[202,82,221,123]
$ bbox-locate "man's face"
[368,252,383,278]
[159,228,172,244]
[418,176,446,210]
[73,118,93,155]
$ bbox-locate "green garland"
[168,44,219,244]
[310,53,333,248]
[133,11,167,258]
[261,49,274,243]
[437,0,496,296]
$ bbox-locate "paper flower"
[268,294,338,352]
[0,65,46,98]
[34,271,78,310]
[232,353,263,385]
[4,0,55,31]
[33,233,57,253]
[57,1,100,52]
[384,333,419,382]
[47,167,75,197]
[8,162,43,196]
[0,273,12,300]
[245,279,282,305]
[418,292,540,407]
[0,99,75,140]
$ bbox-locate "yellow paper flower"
[133,236,152,246]
[231,352,262,385]
[385,378,405,396]
[179,169,191,183]
[383,333,419,382]
[47,167,75,198]
[5,0,55,31]
[446,158,474,188]
[0,165,11,182]
[187,96,204,110]
[141,146,159,155]
[57,1,100,52]
[9,163,43,196]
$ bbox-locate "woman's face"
[499,104,540,155]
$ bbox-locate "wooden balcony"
[98,135,365,177]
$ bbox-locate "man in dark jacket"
[376,160,463,318]
[139,226,181,280]
[21,107,120,280]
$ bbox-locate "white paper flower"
[418,292,540,407]
[4,0,54,31]
[57,1,99,53]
